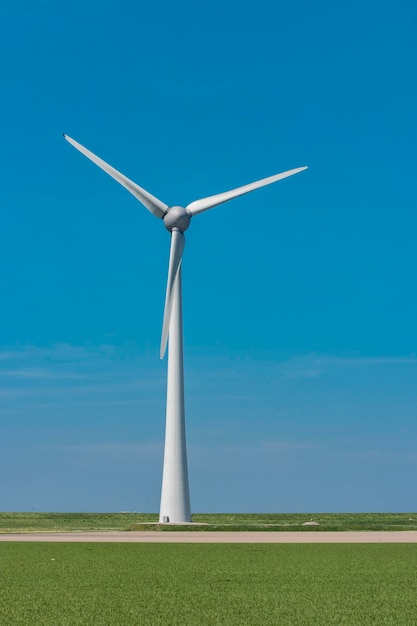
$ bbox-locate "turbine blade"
[63,134,168,219]
[186,166,308,216]
[160,229,185,359]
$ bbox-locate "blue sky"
[1,0,416,513]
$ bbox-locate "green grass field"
[1,511,417,533]
[0,543,416,625]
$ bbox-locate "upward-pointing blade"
[63,134,168,219]
[160,229,185,359]
[186,166,308,216]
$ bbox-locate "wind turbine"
[64,133,307,523]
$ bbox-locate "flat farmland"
[2,512,417,533]
[1,543,417,625]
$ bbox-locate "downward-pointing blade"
[63,134,168,219]
[186,166,307,216]
[160,229,185,359]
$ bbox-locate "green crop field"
[0,543,416,625]
[1,511,417,533]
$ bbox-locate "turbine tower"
[64,134,307,523]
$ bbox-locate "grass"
[132,512,417,532]
[1,512,417,533]
[0,512,156,534]
[1,543,417,624]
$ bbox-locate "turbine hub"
[163,206,191,233]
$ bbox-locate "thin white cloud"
[189,439,319,459]
[348,447,417,465]
[260,439,320,452]
[36,441,162,461]
[276,353,417,379]
[0,376,164,401]
[279,368,327,380]
[0,344,93,362]
[326,356,417,366]
[0,368,85,380]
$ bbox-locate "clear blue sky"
[1,0,416,513]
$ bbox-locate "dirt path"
[1,531,417,543]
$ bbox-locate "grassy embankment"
[1,512,417,533]
[1,543,417,624]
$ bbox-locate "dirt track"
[1,531,417,543]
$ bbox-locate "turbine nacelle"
[163,206,191,233]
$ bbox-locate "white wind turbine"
[64,134,307,523]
